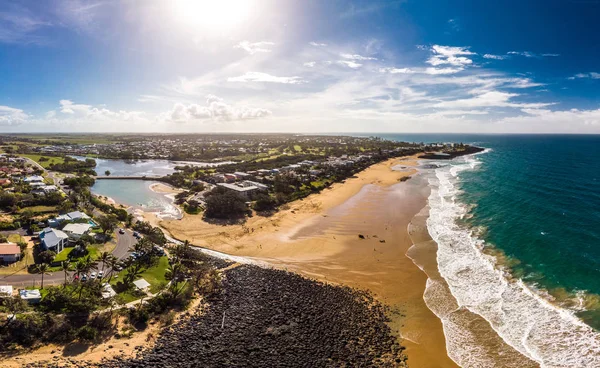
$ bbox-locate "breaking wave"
[426,151,600,368]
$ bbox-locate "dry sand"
[149,182,182,194]
[159,155,458,367]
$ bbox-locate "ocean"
[373,134,600,367]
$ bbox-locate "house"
[256,169,270,176]
[32,184,59,195]
[40,227,69,253]
[24,175,44,183]
[217,182,259,199]
[19,289,41,304]
[133,278,151,291]
[62,223,92,240]
[0,285,13,298]
[66,211,90,221]
[233,172,250,180]
[223,173,237,183]
[0,243,21,264]
[242,180,269,191]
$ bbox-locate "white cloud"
[309,41,327,47]
[0,105,29,126]
[569,72,600,80]
[337,60,363,69]
[427,45,475,67]
[483,54,508,60]
[379,67,463,75]
[303,61,316,67]
[433,91,552,109]
[161,95,271,123]
[234,41,275,55]
[340,53,377,61]
[227,72,305,84]
[508,51,560,58]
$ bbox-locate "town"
[0,133,478,358]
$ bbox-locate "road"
[0,229,137,288]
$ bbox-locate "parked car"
[81,274,88,282]
[114,265,122,271]
[133,232,140,238]
[90,272,97,280]
[119,228,125,234]
[97,271,104,278]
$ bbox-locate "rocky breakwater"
[100,265,408,367]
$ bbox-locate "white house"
[40,227,69,253]
[62,223,92,240]
[19,289,41,303]
[24,175,44,183]
[0,243,21,264]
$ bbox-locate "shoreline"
[158,155,458,366]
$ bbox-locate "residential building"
[20,289,41,303]
[62,223,92,240]
[24,175,44,183]
[66,211,91,221]
[40,228,69,253]
[0,243,21,264]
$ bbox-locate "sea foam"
[426,152,600,368]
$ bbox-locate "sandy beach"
[158,155,458,367]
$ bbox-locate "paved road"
[0,229,137,288]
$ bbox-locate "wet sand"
[159,156,458,367]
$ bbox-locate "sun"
[172,0,254,32]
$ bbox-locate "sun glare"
[172,0,254,32]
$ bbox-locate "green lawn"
[53,247,74,263]
[111,256,169,295]
[7,234,24,243]
[20,154,66,169]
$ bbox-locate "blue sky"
[0,0,599,133]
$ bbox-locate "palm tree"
[106,255,119,283]
[61,260,71,287]
[35,263,50,289]
[99,251,111,274]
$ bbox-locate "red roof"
[0,243,20,255]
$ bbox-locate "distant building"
[40,228,69,253]
[0,243,21,264]
[24,175,44,183]
[133,278,151,291]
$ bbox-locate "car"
[133,232,140,238]
[119,228,125,234]
[81,274,88,282]
[90,272,97,279]
[114,265,122,271]
[97,271,104,278]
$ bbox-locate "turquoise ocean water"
[367,134,600,366]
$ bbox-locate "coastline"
[158,155,458,367]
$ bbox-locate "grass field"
[17,205,57,214]
[53,247,74,263]
[111,256,169,295]
[20,154,66,168]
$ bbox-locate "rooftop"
[0,243,20,255]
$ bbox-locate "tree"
[98,251,111,274]
[35,263,50,289]
[105,170,111,176]
[97,214,119,234]
[106,255,120,283]
[204,190,247,219]
[253,193,277,212]
[61,260,71,286]
[38,250,56,264]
